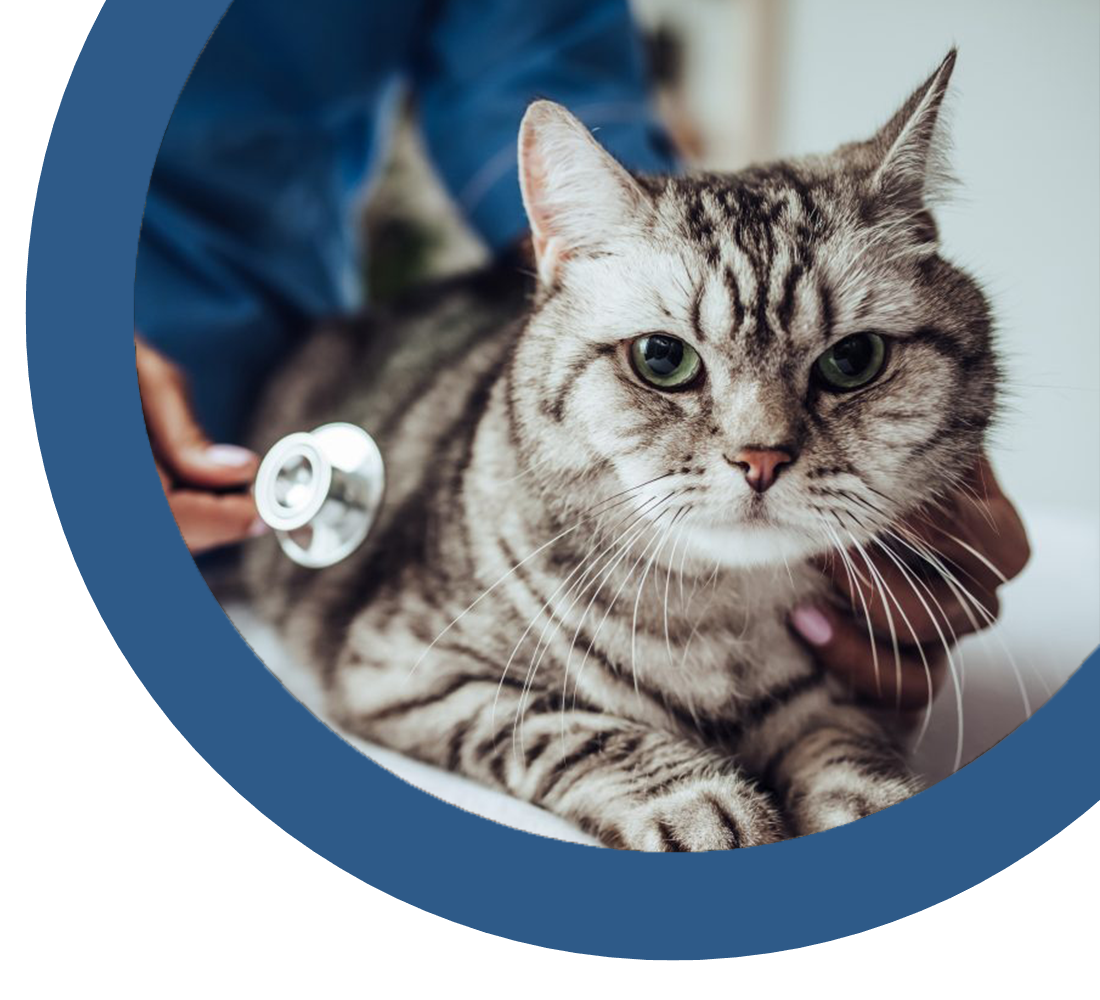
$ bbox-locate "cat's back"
[248,262,531,463]
[241,262,531,629]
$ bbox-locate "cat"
[242,49,997,850]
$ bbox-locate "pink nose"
[732,447,794,493]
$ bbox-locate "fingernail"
[247,517,270,538]
[205,444,256,467]
[790,605,833,646]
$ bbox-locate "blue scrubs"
[135,0,673,440]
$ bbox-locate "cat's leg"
[474,705,788,852]
[752,698,922,837]
[329,635,785,851]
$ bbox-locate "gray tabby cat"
[244,50,997,850]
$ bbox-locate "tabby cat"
[244,50,997,850]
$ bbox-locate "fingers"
[136,337,259,488]
[900,455,1030,591]
[804,454,1027,712]
[154,458,172,495]
[819,546,999,646]
[961,461,1031,579]
[790,604,947,711]
[138,337,265,555]
[167,489,266,555]
[819,453,1023,646]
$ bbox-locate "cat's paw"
[622,776,786,852]
[788,771,922,837]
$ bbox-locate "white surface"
[225,602,602,847]
[221,507,1098,845]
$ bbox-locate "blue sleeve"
[414,0,676,252]
[134,1,385,442]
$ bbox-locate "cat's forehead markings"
[816,278,835,343]
[689,271,739,346]
[720,264,746,342]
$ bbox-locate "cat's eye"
[814,333,887,392]
[629,334,702,390]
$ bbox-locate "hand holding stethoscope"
[138,335,384,568]
[136,335,268,554]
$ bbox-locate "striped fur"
[243,52,995,850]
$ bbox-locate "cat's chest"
[571,581,824,728]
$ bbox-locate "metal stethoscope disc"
[254,422,384,568]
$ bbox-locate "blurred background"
[228,0,1098,833]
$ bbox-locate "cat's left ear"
[865,48,957,245]
[518,101,648,286]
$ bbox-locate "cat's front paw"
[622,776,786,852]
[788,771,922,837]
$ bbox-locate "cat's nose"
[730,447,794,493]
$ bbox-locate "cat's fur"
[244,51,997,849]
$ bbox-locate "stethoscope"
[254,423,384,568]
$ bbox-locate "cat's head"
[511,50,997,568]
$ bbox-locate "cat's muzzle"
[254,422,385,568]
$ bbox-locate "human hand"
[136,336,265,554]
[790,456,1030,711]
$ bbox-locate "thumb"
[137,338,258,488]
[788,602,946,711]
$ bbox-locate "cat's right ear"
[869,49,956,207]
[851,49,958,251]
[518,101,646,286]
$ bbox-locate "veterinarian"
[134,0,1028,710]
[136,0,673,550]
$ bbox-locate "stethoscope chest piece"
[254,422,384,568]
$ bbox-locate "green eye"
[814,333,887,391]
[629,334,702,390]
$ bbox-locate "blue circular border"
[26,0,1100,960]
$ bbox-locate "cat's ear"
[518,101,647,286]
[864,49,957,244]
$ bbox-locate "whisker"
[631,512,680,707]
[676,559,723,673]
[817,513,883,697]
[500,450,562,485]
[551,502,669,755]
[870,535,966,761]
[572,499,681,710]
[834,515,961,767]
[663,510,690,670]
[886,522,1035,719]
[410,475,675,682]
[524,496,674,756]
[493,493,664,756]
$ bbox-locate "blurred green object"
[365,215,442,303]
[362,100,488,303]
